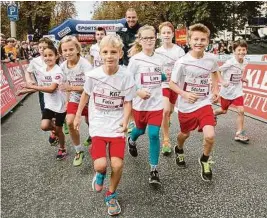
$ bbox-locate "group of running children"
[18,22,250,216]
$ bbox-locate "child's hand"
[222,81,230,87]
[116,123,128,133]
[181,91,199,104]
[212,92,220,103]
[74,115,82,131]
[137,89,151,100]
[59,83,71,92]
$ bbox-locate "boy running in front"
[214,40,249,143]
[74,35,135,216]
[170,23,220,182]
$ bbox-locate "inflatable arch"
[48,18,126,40]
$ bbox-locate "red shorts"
[178,105,215,133]
[220,96,244,110]
[133,109,163,129]
[90,136,125,160]
[162,88,178,105]
[67,102,88,117]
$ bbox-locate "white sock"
[150,165,157,171]
[74,145,83,153]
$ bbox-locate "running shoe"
[105,192,121,216]
[127,136,138,157]
[175,146,186,168]
[149,170,161,185]
[73,151,84,166]
[161,141,172,156]
[92,172,106,192]
[49,131,59,146]
[127,121,135,134]
[199,158,212,182]
[63,122,69,135]
[56,149,67,160]
[234,130,249,143]
[83,136,92,147]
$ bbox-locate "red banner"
[0,65,17,117]
[5,62,26,101]
[175,28,187,46]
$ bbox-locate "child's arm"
[169,81,199,104]
[16,87,36,96]
[118,101,132,133]
[24,82,58,93]
[59,83,84,93]
[74,91,89,131]
[211,72,220,103]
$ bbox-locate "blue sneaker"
[92,172,106,192]
[105,192,121,216]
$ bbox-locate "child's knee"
[204,134,215,145]
[111,158,123,172]
[94,158,107,172]
[163,109,171,118]
[40,123,49,131]
[179,132,190,139]
[148,125,160,140]
[237,107,244,115]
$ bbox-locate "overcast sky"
[74,1,96,20]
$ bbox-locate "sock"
[106,190,114,196]
[175,146,184,154]
[148,125,160,166]
[150,165,157,171]
[129,138,136,146]
[74,145,83,153]
[200,154,209,162]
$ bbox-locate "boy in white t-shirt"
[74,35,135,216]
[89,27,106,68]
[155,21,185,156]
[22,45,67,160]
[214,40,249,142]
[170,24,220,182]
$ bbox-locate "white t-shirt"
[171,52,219,113]
[219,57,248,100]
[60,56,93,103]
[84,66,135,137]
[27,56,46,85]
[90,43,103,68]
[155,44,185,88]
[127,51,164,111]
[39,65,66,113]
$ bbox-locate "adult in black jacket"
[118,8,141,66]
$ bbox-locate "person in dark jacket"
[118,8,141,66]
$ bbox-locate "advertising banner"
[175,28,187,46]
[0,64,17,117]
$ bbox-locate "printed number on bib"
[183,77,210,97]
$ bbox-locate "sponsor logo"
[58,27,71,38]
[76,24,123,33]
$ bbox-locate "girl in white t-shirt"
[74,35,135,216]
[58,36,93,167]
[127,25,166,186]
[214,40,249,142]
[22,45,67,160]
[155,22,185,156]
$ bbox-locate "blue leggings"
[130,125,160,166]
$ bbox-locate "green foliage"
[1,1,77,41]
[92,1,265,39]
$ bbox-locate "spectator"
[5,37,17,61]
[1,34,8,61]
[117,8,141,66]
[18,41,30,60]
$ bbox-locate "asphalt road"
[1,93,267,218]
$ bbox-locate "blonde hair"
[128,25,156,57]
[188,23,210,39]
[58,35,82,55]
[100,35,123,51]
[159,21,174,33]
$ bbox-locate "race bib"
[183,78,210,97]
[230,73,242,85]
[140,72,162,87]
[163,62,175,82]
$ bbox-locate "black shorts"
[42,109,66,127]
